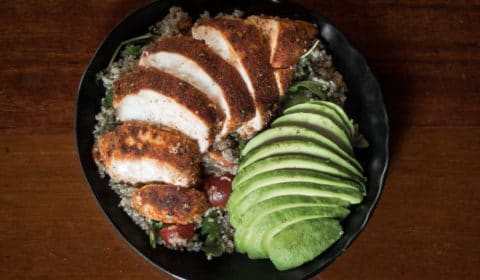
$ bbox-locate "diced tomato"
[203,174,234,208]
[159,224,196,249]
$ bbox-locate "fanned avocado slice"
[229,168,365,212]
[266,218,343,271]
[283,102,354,141]
[234,195,348,252]
[233,155,366,188]
[238,206,348,259]
[238,140,363,177]
[240,126,357,168]
[228,182,363,226]
[271,112,353,155]
[307,101,356,137]
[228,99,365,270]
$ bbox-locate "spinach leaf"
[287,80,331,99]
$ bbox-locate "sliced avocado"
[271,112,353,155]
[238,206,348,259]
[234,195,348,252]
[233,155,366,188]
[265,218,343,270]
[229,182,363,226]
[240,126,356,168]
[229,168,365,212]
[234,195,348,230]
[308,101,355,138]
[284,102,354,141]
[238,140,363,178]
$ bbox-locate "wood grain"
[0,0,479,279]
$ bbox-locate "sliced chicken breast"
[113,68,219,152]
[192,18,280,138]
[139,36,255,138]
[97,122,201,187]
[274,67,295,97]
[246,15,318,68]
[132,184,209,224]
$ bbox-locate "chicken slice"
[113,68,219,152]
[246,15,318,68]
[192,18,280,138]
[96,122,201,187]
[139,36,255,138]
[274,67,295,97]
[132,184,209,224]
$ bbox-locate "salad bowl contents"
[76,0,388,279]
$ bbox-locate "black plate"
[76,0,389,279]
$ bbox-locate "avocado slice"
[234,195,349,252]
[284,102,354,141]
[308,101,356,138]
[229,168,365,211]
[233,155,366,188]
[240,126,356,167]
[266,218,343,270]
[228,182,363,226]
[238,206,348,259]
[271,112,353,155]
[238,140,363,178]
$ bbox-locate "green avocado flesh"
[283,102,354,141]
[307,101,356,138]
[271,112,353,155]
[228,182,362,227]
[236,206,348,259]
[233,195,348,247]
[266,218,343,271]
[228,100,365,271]
[229,168,364,210]
[239,125,359,170]
[238,140,363,178]
[233,154,366,188]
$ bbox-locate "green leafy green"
[108,33,157,67]
[282,80,333,110]
[298,56,308,65]
[287,80,331,99]
[230,131,248,157]
[281,91,312,110]
[102,88,114,109]
[149,229,157,248]
[124,44,143,58]
[201,211,225,259]
[102,121,121,132]
[148,221,164,248]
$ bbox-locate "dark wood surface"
[1,0,479,279]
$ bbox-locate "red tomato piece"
[203,175,234,208]
[159,224,196,249]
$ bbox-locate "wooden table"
[1,0,479,279]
